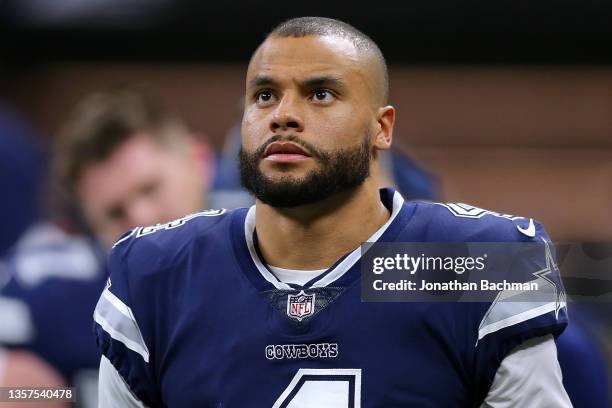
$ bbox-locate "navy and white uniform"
[94,189,570,407]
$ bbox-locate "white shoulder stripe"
[477,239,566,344]
[103,288,137,321]
[477,301,558,343]
[94,287,150,362]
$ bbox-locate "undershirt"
[267,265,327,286]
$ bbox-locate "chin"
[263,171,309,185]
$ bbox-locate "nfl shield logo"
[286,290,316,321]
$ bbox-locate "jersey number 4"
[272,369,362,408]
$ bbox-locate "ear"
[373,105,395,151]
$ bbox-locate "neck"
[255,179,390,270]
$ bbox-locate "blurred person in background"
[55,86,213,250]
[0,87,214,407]
[0,102,69,408]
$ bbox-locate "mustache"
[254,134,324,161]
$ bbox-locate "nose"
[270,93,304,133]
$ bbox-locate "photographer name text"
[372,279,539,292]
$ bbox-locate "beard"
[239,133,372,208]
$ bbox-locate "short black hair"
[268,17,388,105]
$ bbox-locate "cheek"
[77,178,112,225]
[309,106,366,145]
[158,164,203,214]
[78,199,104,233]
[241,108,270,149]
[78,196,120,246]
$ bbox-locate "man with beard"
[95,17,571,407]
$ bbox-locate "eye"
[106,205,125,222]
[140,181,159,197]
[311,89,335,103]
[255,90,276,105]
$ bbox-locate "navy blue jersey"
[94,189,567,407]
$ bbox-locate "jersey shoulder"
[94,207,243,405]
[110,207,238,273]
[399,201,567,388]
[406,200,548,243]
[102,207,241,332]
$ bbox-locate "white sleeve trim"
[481,334,572,408]
[98,355,149,408]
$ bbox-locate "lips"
[264,142,311,158]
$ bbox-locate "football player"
[0,87,213,407]
[95,18,571,407]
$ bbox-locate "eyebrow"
[302,75,345,90]
[248,75,278,90]
[247,75,346,92]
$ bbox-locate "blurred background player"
[0,87,214,407]
[54,86,212,249]
[0,102,69,408]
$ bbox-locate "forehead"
[247,35,365,83]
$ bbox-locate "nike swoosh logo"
[517,218,536,237]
